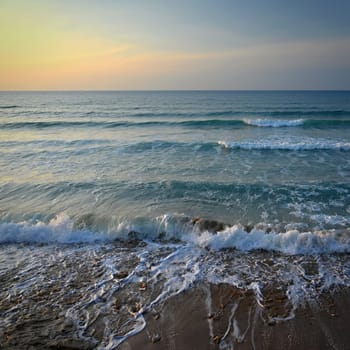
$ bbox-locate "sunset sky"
[1,0,350,90]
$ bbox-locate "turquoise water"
[1,91,350,348]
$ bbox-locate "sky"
[1,0,350,90]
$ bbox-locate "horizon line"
[1,89,350,93]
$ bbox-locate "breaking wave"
[218,137,350,151]
[0,213,349,255]
[244,118,305,127]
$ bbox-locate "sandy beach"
[1,239,349,350]
[120,283,350,350]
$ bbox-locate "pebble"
[151,334,161,343]
[212,335,221,344]
[139,282,147,291]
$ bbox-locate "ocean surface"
[1,91,350,348]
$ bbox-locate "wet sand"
[0,284,350,350]
[120,283,350,350]
[0,246,350,350]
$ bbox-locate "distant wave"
[218,137,350,151]
[0,121,129,129]
[133,109,350,118]
[0,213,349,255]
[244,119,305,127]
[0,119,242,129]
[2,106,350,118]
[2,136,350,153]
[241,118,350,128]
[2,118,350,130]
[131,109,350,118]
[0,121,82,129]
[121,140,218,153]
[257,110,350,117]
[181,118,350,129]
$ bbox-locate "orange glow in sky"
[1,0,350,90]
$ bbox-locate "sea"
[0,90,350,348]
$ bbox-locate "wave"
[258,110,350,117]
[192,225,350,255]
[0,121,130,129]
[0,213,349,255]
[218,137,350,151]
[244,119,305,127]
[2,118,350,130]
[187,118,350,129]
[0,119,245,129]
[131,109,350,118]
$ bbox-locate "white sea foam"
[0,213,349,255]
[218,136,350,151]
[188,225,350,255]
[0,213,110,244]
[310,214,350,227]
[244,118,304,127]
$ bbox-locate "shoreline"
[1,255,349,349]
[1,243,349,349]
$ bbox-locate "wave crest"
[244,118,304,127]
[218,137,350,151]
[190,225,349,254]
[0,213,349,255]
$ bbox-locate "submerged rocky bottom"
[0,240,349,349]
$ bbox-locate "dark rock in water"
[244,223,254,233]
[127,230,140,240]
[191,217,226,233]
[151,334,161,343]
[157,231,166,239]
